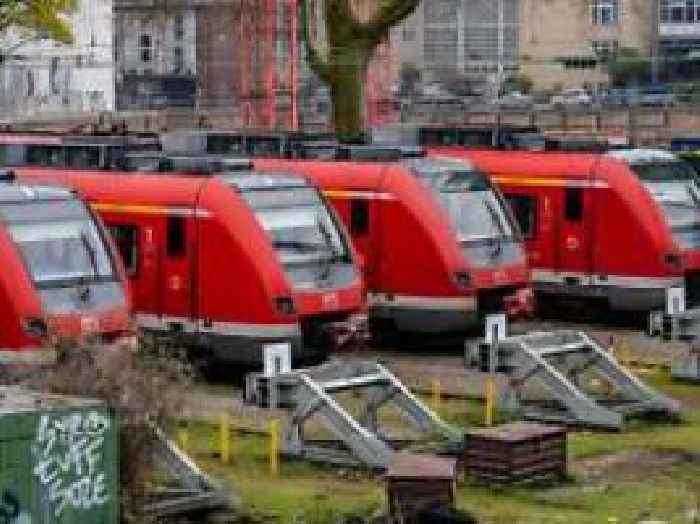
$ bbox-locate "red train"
[14,168,364,364]
[432,147,699,312]
[256,150,533,339]
[0,171,132,364]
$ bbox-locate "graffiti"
[31,411,111,518]
[0,490,31,524]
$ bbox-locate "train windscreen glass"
[405,158,515,242]
[439,171,515,243]
[406,158,524,267]
[240,186,351,285]
[631,161,700,248]
[0,199,124,312]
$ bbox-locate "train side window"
[108,224,139,275]
[167,215,186,257]
[564,187,583,221]
[350,199,369,235]
[506,194,537,239]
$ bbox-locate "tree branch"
[361,0,420,48]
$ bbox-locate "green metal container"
[0,386,119,524]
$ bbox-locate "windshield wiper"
[80,232,100,280]
[317,216,342,260]
[482,197,505,256]
[273,240,328,253]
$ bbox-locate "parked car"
[598,88,638,108]
[551,88,593,108]
[638,85,676,107]
[494,91,533,110]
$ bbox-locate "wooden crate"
[464,423,567,485]
[386,453,457,524]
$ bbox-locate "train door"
[505,189,553,270]
[103,215,160,314]
[554,186,593,281]
[332,194,378,288]
[158,212,197,324]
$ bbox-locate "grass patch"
[176,371,700,522]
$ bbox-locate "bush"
[17,340,195,520]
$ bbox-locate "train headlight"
[454,271,472,288]
[23,317,48,338]
[274,296,296,315]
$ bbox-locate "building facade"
[519,0,656,91]
[0,0,115,118]
[114,0,198,110]
[393,0,519,82]
[394,0,660,92]
[657,0,700,80]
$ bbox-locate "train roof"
[222,172,310,191]
[0,179,73,203]
[432,149,611,180]
[607,149,679,165]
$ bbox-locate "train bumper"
[369,293,479,333]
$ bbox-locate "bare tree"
[301,0,421,141]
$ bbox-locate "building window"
[174,13,184,41]
[49,57,60,95]
[173,48,183,74]
[591,0,618,25]
[139,33,152,63]
[592,40,619,61]
[660,0,700,23]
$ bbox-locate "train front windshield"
[405,158,524,266]
[240,186,351,287]
[630,161,700,249]
[0,199,124,313]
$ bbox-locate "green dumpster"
[0,386,118,524]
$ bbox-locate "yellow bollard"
[177,423,190,452]
[431,379,442,414]
[269,418,280,476]
[484,376,496,427]
[219,414,231,464]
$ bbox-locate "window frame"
[505,193,538,240]
[350,198,370,236]
[108,223,140,277]
[564,187,584,222]
[166,215,187,258]
[591,0,619,25]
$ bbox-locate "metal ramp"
[648,308,700,380]
[672,345,700,381]
[469,330,682,430]
[139,426,237,520]
[245,360,462,470]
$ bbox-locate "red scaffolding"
[231,0,396,131]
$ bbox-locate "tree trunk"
[329,53,366,142]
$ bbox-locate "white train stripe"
[369,293,477,311]
[135,313,301,338]
[532,270,683,289]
